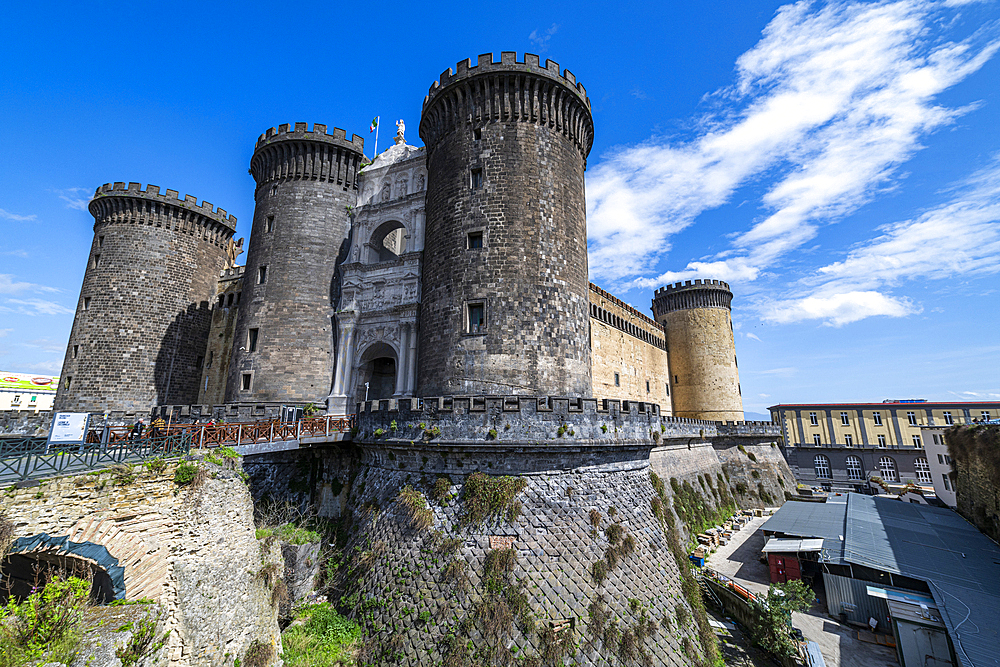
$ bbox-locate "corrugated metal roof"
[762,538,824,553]
[761,500,846,562]
[843,494,1000,667]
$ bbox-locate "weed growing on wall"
[243,639,275,667]
[397,485,433,530]
[459,473,527,526]
[281,602,361,666]
[173,461,198,486]
[115,609,169,667]
[0,575,90,666]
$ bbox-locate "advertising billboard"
[0,373,59,392]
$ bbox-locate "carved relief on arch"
[416,172,426,191]
[395,178,408,198]
[380,182,391,203]
[355,324,400,358]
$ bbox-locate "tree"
[747,579,812,658]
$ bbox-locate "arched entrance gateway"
[1,533,123,603]
[356,341,398,404]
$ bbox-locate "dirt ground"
[705,515,899,667]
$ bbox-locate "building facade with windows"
[0,373,58,412]
[770,400,999,495]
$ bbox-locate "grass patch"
[255,523,322,545]
[459,472,527,526]
[281,602,361,666]
[398,485,433,530]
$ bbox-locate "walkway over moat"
[0,414,354,484]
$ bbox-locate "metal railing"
[0,433,192,484]
[85,414,354,449]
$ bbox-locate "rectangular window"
[912,435,922,448]
[878,434,887,448]
[196,356,204,370]
[248,328,259,353]
[614,373,620,387]
[474,128,482,140]
[938,454,944,464]
[907,411,917,426]
[841,411,850,426]
[873,411,882,426]
[257,266,267,284]
[65,376,72,390]
[92,254,101,269]
[467,231,484,249]
[217,295,225,308]
[943,411,953,425]
[83,297,91,311]
[467,302,486,334]
[241,373,252,391]
[98,235,105,248]
[844,434,853,447]
[982,411,991,421]
[665,383,669,396]
[813,434,821,445]
[236,292,242,305]
[809,412,818,426]
[942,474,951,491]
[945,455,951,465]
[471,168,483,189]
[227,293,235,307]
[12,395,20,404]
[266,215,275,233]
[72,345,78,359]
[646,380,650,393]
[29,395,36,402]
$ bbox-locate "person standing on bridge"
[130,419,144,441]
[150,417,166,439]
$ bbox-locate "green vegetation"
[398,485,433,530]
[431,476,452,504]
[746,580,813,659]
[0,575,90,666]
[669,476,737,544]
[255,523,322,545]
[110,463,137,486]
[115,610,169,666]
[174,461,198,485]
[243,639,276,667]
[281,603,361,666]
[459,472,527,526]
[143,457,167,474]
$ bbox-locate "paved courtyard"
[705,514,899,667]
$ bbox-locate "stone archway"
[356,341,398,404]
[2,533,121,603]
[366,220,407,263]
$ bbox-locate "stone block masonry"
[0,456,282,666]
[226,122,364,404]
[417,53,594,397]
[55,182,235,414]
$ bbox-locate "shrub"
[605,523,623,545]
[174,461,198,486]
[115,610,169,667]
[431,476,452,504]
[459,472,527,526]
[143,457,167,474]
[589,508,603,527]
[0,575,90,665]
[751,469,761,479]
[443,558,470,593]
[487,428,498,440]
[591,560,608,585]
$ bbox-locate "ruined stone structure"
[652,280,743,421]
[226,123,365,405]
[54,183,236,413]
[417,53,594,397]
[197,266,244,406]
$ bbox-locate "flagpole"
[373,115,380,160]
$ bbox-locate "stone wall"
[55,182,235,414]
[0,409,50,436]
[0,456,282,666]
[590,283,672,412]
[418,53,594,397]
[198,267,244,406]
[716,442,796,508]
[227,123,364,404]
[949,424,1000,542]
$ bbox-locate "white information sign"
[47,412,91,446]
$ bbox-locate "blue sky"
[1,0,997,416]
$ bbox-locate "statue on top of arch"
[395,119,405,145]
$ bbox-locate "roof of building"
[768,401,1000,410]
[762,537,825,553]
[763,494,1000,667]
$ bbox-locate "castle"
[53,51,744,423]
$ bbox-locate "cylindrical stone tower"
[417,52,594,397]
[54,182,236,413]
[651,279,743,421]
[226,123,365,404]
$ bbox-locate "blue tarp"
[8,532,126,600]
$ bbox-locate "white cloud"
[1,249,28,258]
[0,208,37,222]
[746,332,762,341]
[759,367,798,377]
[0,299,74,316]
[586,0,1000,288]
[0,328,12,338]
[24,338,67,353]
[529,24,559,52]
[51,187,92,210]
[762,290,918,326]
[0,274,58,295]
[761,155,1000,324]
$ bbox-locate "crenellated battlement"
[423,52,590,108]
[652,278,733,314]
[90,182,237,230]
[419,52,594,161]
[254,121,364,152]
[219,266,244,281]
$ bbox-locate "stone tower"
[651,279,743,421]
[226,123,364,404]
[54,182,236,413]
[417,52,594,397]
